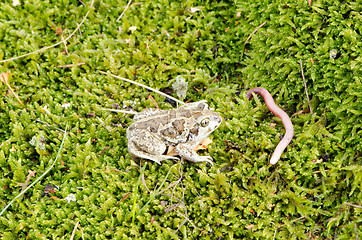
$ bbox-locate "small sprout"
[64,194,76,203]
[172,75,188,100]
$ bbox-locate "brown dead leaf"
[55,27,63,35]
[245,224,254,230]
[120,192,132,202]
[193,137,213,151]
[166,146,177,156]
[148,94,159,109]
[292,110,308,117]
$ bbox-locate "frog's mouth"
[210,116,222,130]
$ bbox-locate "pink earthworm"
[246,87,294,165]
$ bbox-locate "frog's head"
[189,109,222,143]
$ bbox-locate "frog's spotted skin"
[126,101,222,165]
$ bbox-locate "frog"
[126,100,222,165]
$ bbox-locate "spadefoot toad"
[126,100,222,165]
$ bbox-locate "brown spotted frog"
[126,101,222,165]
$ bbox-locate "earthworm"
[246,87,294,165]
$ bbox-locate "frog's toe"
[187,156,214,165]
[147,155,179,164]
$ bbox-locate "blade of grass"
[98,70,184,105]
[131,162,148,224]
[135,163,177,219]
[0,125,68,217]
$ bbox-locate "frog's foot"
[131,152,179,165]
[175,144,214,165]
[185,156,214,165]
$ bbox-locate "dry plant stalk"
[245,21,267,43]
[116,0,132,22]
[0,72,24,105]
[299,59,314,119]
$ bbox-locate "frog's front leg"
[128,129,179,164]
[174,143,213,165]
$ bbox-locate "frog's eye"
[200,118,210,127]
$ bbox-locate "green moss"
[0,0,361,239]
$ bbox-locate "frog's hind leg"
[127,131,179,164]
[128,141,179,164]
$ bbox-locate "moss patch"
[0,0,361,239]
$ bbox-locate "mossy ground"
[0,0,361,239]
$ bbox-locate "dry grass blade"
[98,70,184,105]
[58,63,85,68]
[0,0,95,63]
[245,21,267,43]
[299,59,314,120]
[116,0,132,22]
[0,72,24,105]
[70,221,79,240]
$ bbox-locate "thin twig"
[278,216,306,229]
[17,170,36,200]
[299,59,314,119]
[78,0,85,6]
[116,0,132,22]
[174,209,203,231]
[0,0,95,63]
[140,161,150,193]
[245,21,267,43]
[135,164,176,218]
[98,70,184,105]
[70,221,79,240]
[97,117,111,132]
[345,203,362,209]
[35,119,66,133]
[58,63,85,68]
[61,34,68,55]
[131,162,148,223]
[0,72,24,105]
